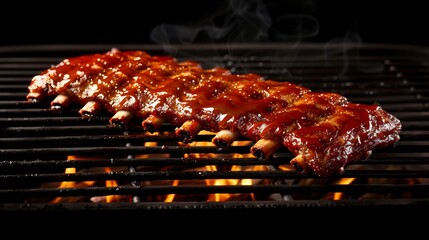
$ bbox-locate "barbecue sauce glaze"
[27,49,402,176]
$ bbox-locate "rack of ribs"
[26,48,402,177]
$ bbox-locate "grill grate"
[1,43,429,212]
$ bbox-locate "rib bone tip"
[211,129,239,149]
[79,101,102,117]
[290,155,310,175]
[142,115,165,133]
[109,110,134,127]
[26,92,43,103]
[51,94,72,109]
[175,120,204,143]
[250,138,281,160]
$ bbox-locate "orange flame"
[51,155,96,203]
[104,167,122,203]
[183,132,263,202]
[333,178,356,200]
[164,180,179,202]
[51,131,272,203]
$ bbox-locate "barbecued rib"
[26,48,402,177]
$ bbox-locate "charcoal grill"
[1,43,429,219]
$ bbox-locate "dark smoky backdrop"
[1,0,428,46]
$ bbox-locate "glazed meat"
[26,48,402,177]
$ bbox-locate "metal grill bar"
[2,169,429,183]
[2,156,428,170]
[1,184,428,199]
[0,145,254,157]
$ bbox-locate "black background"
[1,0,428,46]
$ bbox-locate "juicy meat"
[26,48,402,177]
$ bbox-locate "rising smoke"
[149,0,320,44]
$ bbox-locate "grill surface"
[1,43,429,216]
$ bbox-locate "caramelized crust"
[27,48,402,177]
